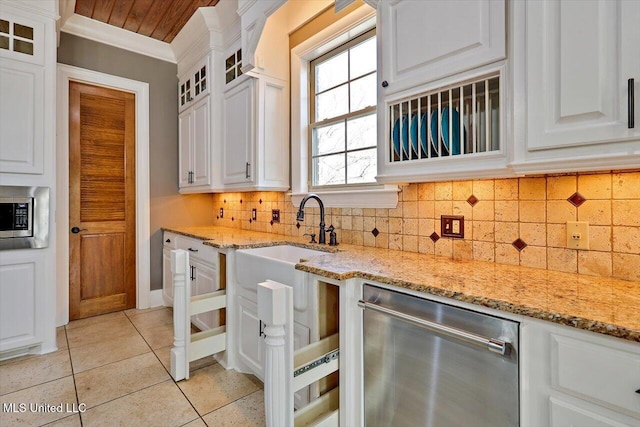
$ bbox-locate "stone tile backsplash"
[211,171,640,281]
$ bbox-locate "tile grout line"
[62,326,84,427]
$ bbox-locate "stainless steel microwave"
[0,186,49,250]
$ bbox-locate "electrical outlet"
[252,208,257,221]
[567,221,589,249]
[272,209,280,223]
[441,215,464,238]
[219,208,224,218]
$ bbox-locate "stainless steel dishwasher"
[360,284,519,427]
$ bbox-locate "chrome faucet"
[296,193,326,244]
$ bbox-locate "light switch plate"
[567,221,589,250]
[441,215,464,238]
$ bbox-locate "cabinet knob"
[165,239,171,243]
[381,80,389,88]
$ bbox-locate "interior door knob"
[70,227,85,234]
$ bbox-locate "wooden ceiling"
[74,0,220,43]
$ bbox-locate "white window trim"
[290,4,398,208]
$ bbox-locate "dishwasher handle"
[358,300,511,356]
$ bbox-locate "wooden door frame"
[56,64,150,326]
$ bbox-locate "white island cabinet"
[512,0,640,174]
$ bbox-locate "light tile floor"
[0,307,265,427]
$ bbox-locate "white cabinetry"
[178,55,210,113]
[376,0,511,183]
[512,0,640,174]
[378,0,505,96]
[162,232,177,305]
[179,96,211,189]
[521,319,640,427]
[237,295,263,377]
[222,77,253,186]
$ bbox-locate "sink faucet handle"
[303,233,317,243]
[327,225,338,246]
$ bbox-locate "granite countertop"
[163,225,640,342]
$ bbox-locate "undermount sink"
[235,245,327,311]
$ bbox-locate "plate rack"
[388,74,500,163]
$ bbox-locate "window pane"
[350,73,376,112]
[347,114,376,150]
[314,154,345,186]
[314,122,345,156]
[350,37,376,79]
[316,84,348,121]
[315,51,348,93]
[347,148,377,184]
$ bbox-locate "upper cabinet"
[512,0,640,174]
[376,0,511,184]
[178,55,210,113]
[378,0,505,96]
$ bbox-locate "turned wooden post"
[258,280,294,427]
[170,249,190,381]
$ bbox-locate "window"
[309,29,377,188]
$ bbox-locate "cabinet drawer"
[176,236,218,265]
[163,232,178,250]
[551,334,640,418]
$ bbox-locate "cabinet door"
[192,259,218,330]
[223,79,254,185]
[237,295,263,379]
[191,97,211,187]
[379,0,505,94]
[178,109,192,188]
[550,398,629,427]
[162,248,173,306]
[525,0,640,151]
[0,251,45,352]
[0,59,44,174]
[293,322,311,409]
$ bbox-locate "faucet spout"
[297,193,326,244]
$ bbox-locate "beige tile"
[418,236,435,254]
[375,208,389,218]
[612,253,640,282]
[418,183,435,200]
[139,323,176,350]
[178,364,259,416]
[375,232,389,249]
[473,180,494,200]
[80,380,198,427]
[403,218,418,236]
[494,179,518,200]
[494,201,518,222]
[352,216,364,231]
[351,208,363,216]
[56,328,68,351]
[434,201,453,216]
[388,234,402,250]
[612,171,640,199]
[519,201,546,223]
[495,243,519,266]
[612,226,640,254]
[403,201,418,218]
[547,175,577,199]
[363,208,376,217]
[495,222,519,244]
[418,218,435,237]
[520,223,546,247]
[351,231,364,246]
[578,173,611,199]
[0,349,72,395]
[1,376,76,426]
[45,414,82,427]
[589,225,612,252]
[123,305,167,318]
[341,215,352,230]
[473,241,495,262]
[472,221,494,242]
[578,200,611,226]
[452,181,473,201]
[127,307,173,331]
[75,352,169,409]
[452,200,472,219]
[547,223,566,248]
[519,177,546,200]
[578,251,612,277]
[402,184,418,201]
[374,217,389,234]
[519,246,546,270]
[612,200,640,226]
[202,390,265,427]
[418,200,435,219]
[472,200,494,221]
[403,235,418,252]
[70,332,150,373]
[388,203,403,218]
[363,216,376,233]
[546,200,576,224]
[453,240,473,260]
[389,217,403,235]
[65,311,127,330]
[547,248,578,274]
[181,418,207,427]
[435,239,453,257]
[435,182,453,200]
[65,315,136,349]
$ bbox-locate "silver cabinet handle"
[358,300,511,356]
[629,78,635,129]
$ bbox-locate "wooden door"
[69,81,136,320]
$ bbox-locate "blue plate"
[420,113,428,155]
[393,116,409,159]
[409,115,420,157]
[441,107,465,156]
[430,110,443,156]
[392,117,402,157]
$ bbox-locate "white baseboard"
[149,289,165,308]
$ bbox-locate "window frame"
[308,28,378,190]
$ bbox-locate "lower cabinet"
[238,295,263,378]
[191,259,218,330]
[521,318,640,426]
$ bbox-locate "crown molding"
[60,13,176,63]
